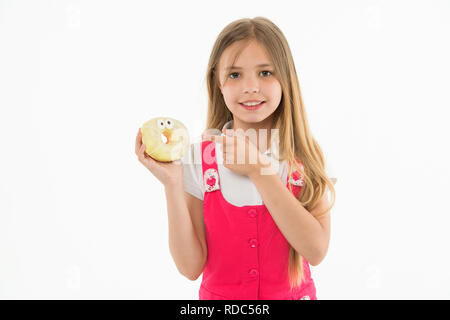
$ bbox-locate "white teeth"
[242,101,263,106]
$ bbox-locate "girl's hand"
[202,129,272,178]
[135,128,183,187]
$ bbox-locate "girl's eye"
[228,70,272,79]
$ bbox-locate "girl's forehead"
[219,40,272,72]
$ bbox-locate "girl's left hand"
[202,129,271,177]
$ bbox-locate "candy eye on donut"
[165,119,174,129]
[157,119,165,130]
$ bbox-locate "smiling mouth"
[239,101,265,109]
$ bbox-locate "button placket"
[246,208,259,283]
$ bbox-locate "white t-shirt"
[182,120,337,206]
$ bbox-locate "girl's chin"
[234,113,267,124]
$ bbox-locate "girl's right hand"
[135,128,183,187]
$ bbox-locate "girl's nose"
[243,75,260,93]
[244,86,260,93]
[243,82,260,93]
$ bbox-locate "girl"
[135,17,336,300]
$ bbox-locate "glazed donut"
[140,117,190,162]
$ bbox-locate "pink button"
[249,239,258,248]
[249,269,259,278]
[248,209,257,218]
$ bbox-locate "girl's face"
[217,40,282,126]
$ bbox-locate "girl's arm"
[164,182,207,280]
[248,168,331,266]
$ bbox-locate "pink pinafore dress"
[199,140,317,300]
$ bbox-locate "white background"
[1,0,449,299]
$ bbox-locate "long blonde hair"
[203,17,336,290]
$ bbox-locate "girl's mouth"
[239,101,265,110]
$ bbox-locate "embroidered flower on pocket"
[203,168,220,192]
[288,170,304,187]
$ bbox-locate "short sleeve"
[325,159,337,185]
[181,142,204,200]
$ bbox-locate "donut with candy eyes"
[140,117,190,162]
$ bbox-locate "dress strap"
[201,140,221,193]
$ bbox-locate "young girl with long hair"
[135,16,336,300]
